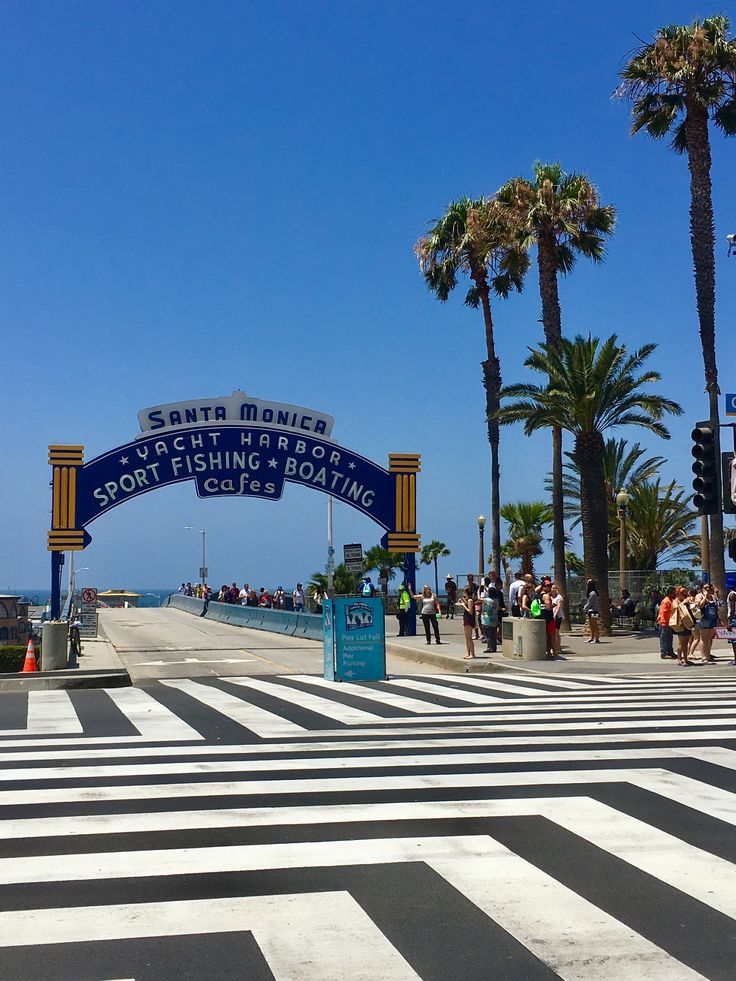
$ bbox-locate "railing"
[166,594,323,641]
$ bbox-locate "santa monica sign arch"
[47,391,421,616]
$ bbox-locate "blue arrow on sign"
[727,394,736,417]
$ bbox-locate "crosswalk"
[2,670,736,978]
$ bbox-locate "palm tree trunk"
[476,275,502,577]
[537,235,570,625]
[575,430,611,635]
[433,556,439,596]
[685,101,725,600]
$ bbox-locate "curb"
[386,642,509,674]
[0,668,131,692]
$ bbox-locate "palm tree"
[496,163,616,620]
[619,15,736,595]
[415,197,529,575]
[420,540,451,595]
[362,545,406,596]
[565,551,585,576]
[309,563,355,598]
[500,501,553,575]
[500,334,681,633]
[626,479,699,570]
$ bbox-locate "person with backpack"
[361,577,375,598]
[670,586,695,666]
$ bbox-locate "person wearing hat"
[444,574,457,618]
[396,582,411,636]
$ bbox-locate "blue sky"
[2,0,735,594]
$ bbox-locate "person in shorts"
[583,579,600,643]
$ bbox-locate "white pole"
[201,529,206,585]
[327,495,335,598]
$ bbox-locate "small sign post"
[343,543,364,575]
[199,566,208,580]
[79,587,98,639]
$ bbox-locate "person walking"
[696,583,719,664]
[414,584,441,645]
[458,587,476,659]
[657,586,677,659]
[583,579,600,643]
[480,577,500,654]
[396,582,411,637]
[444,575,457,618]
[670,586,695,666]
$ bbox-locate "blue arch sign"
[47,391,421,617]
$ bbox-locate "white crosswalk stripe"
[1,671,736,979]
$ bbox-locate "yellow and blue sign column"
[47,444,85,619]
[385,453,421,637]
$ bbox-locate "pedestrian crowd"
[651,581,736,666]
[177,580,318,612]
[395,570,566,661]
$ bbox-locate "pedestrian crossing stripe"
[1,673,736,979]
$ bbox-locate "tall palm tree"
[500,501,553,575]
[496,163,616,620]
[626,479,699,570]
[420,540,451,595]
[500,334,681,633]
[415,197,529,575]
[619,15,736,595]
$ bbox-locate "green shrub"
[0,644,41,673]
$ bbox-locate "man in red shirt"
[657,586,676,659]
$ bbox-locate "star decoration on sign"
[348,462,355,469]
[268,458,278,468]
[119,456,129,465]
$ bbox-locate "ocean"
[5,588,176,608]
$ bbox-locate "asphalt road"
[98,607,452,683]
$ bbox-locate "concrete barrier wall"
[166,593,323,641]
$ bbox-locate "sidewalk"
[0,638,130,691]
[386,615,736,676]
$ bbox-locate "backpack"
[362,582,373,597]
[530,598,541,618]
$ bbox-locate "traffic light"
[724,452,736,515]
[729,538,736,562]
[691,423,720,514]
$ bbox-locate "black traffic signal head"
[691,424,719,514]
[729,538,736,562]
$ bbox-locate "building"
[0,595,30,646]
[96,590,142,608]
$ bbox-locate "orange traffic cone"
[21,638,38,673]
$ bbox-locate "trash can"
[41,621,69,670]
[504,617,547,660]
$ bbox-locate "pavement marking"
[105,688,203,741]
[0,691,83,737]
[160,679,305,738]
[1,766,733,819]
[226,676,382,724]
[3,768,736,838]
[431,848,704,981]
[0,891,420,980]
[287,674,458,713]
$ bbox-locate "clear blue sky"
[2,0,735,594]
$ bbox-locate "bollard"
[41,621,69,671]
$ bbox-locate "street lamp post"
[185,526,207,585]
[477,515,486,582]
[616,488,630,594]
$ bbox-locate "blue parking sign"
[726,394,736,416]
[323,597,386,681]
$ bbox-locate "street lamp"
[185,526,207,585]
[477,514,486,582]
[616,488,630,593]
